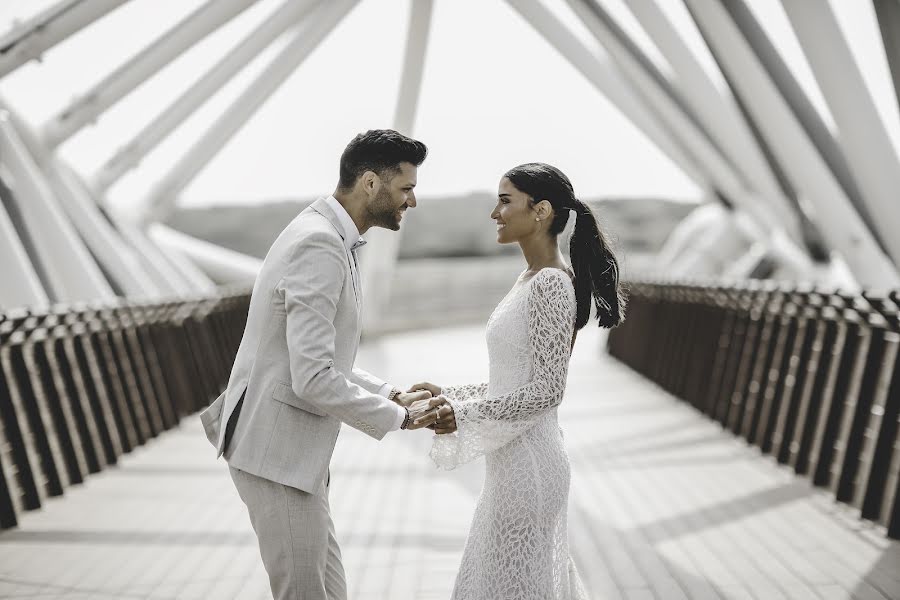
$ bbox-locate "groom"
[201,129,440,599]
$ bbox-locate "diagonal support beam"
[1,99,168,296]
[147,223,262,285]
[41,0,260,148]
[0,112,116,302]
[624,0,796,224]
[684,0,899,287]
[141,0,359,223]
[0,178,50,309]
[90,0,320,194]
[0,0,128,78]
[393,0,433,135]
[679,4,829,259]
[875,0,900,117]
[783,0,900,266]
[362,0,435,336]
[564,0,801,241]
[503,0,713,195]
[719,1,882,253]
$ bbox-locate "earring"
[535,218,540,222]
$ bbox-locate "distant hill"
[165,193,695,260]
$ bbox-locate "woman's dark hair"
[338,129,428,189]
[503,162,626,330]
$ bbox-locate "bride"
[409,163,626,600]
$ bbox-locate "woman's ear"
[536,199,553,221]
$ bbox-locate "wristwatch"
[387,387,402,404]
[400,407,411,430]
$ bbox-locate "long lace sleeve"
[431,269,575,470]
[443,383,488,403]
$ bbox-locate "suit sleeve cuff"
[378,383,394,398]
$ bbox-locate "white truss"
[0,0,128,79]
[0,0,897,317]
[140,0,359,223]
[41,0,261,149]
[90,0,321,194]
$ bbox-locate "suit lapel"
[310,198,361,310]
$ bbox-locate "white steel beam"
[393,0,433,135]
[0,194,50,309]
[0,0,128,78]
[718,0,878,253]
[684,0,899,287]
[41,0,260,148]
[783,0,900,267]
[90,0,320,194]
[624,0,793,223]
[3,97,210,296]
[503,0,714,195]
[53,163,164,298]
[109,213,213,295]
[362,0,435,335]
[875,0,900,116]
[136,225,219,294]
[148,223,261,285]
[562,0,800,241]
[0,100,164,298]
[141,0,359,222]
[0,112,116,302]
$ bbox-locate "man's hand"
[394,389,432,408]
[406,381,442,397]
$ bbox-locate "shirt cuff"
[390,404,407,431]
[378,383,394,398]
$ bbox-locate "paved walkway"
[0,326,898,599]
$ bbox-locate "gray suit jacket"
[200,197,405,494]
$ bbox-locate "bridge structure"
[0,1,899,598]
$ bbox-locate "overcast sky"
[1,0,898,211]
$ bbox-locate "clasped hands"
[396,382,456,434]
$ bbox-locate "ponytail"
[503,162,626,331]
[569,200,625,330]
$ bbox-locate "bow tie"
[350,237,367,251]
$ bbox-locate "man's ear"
[361,170,379,197]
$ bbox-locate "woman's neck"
[519,235,565,274]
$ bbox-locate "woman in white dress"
[410,163,626,600]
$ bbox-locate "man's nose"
[407,193,416,208]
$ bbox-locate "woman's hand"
[395,389,432,407]
[416,395,457,435]
[407,381,443,397]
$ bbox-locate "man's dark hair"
[338,129,428,189]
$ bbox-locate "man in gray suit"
[201,130,440,599]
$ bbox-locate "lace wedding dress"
[431,268,589,600]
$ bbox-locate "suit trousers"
[230,466,347,600]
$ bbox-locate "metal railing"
[608,281,900,539]
[0,290,250,529]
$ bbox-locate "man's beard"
[366,187,402,231]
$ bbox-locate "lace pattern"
[430,268,588,600]
[432,269,575,469]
